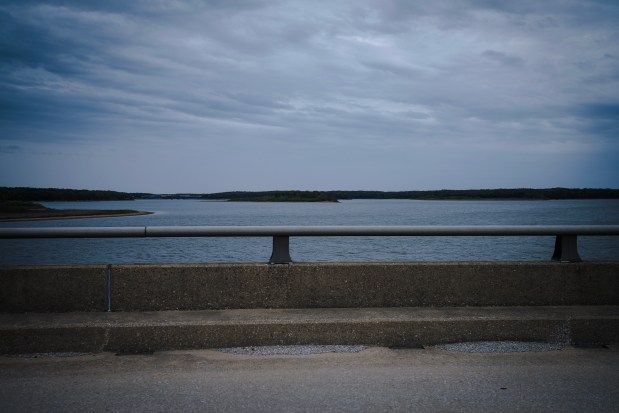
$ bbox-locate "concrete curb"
[2,306,618,353]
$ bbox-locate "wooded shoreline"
[2,186,619,203]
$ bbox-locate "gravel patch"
[218,345,367,356]
[435,341,564,353]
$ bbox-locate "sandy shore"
[0,211,153,222]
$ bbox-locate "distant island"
[219,191,339,202]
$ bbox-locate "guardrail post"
[269,236,292,264]
[552,235,581,262]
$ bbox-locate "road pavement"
[1,345,618,412]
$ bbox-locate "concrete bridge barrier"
[1,262,618,313]
[1,261,618,353]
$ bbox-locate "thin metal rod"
[0,227,146,238]
[107,264,112,312]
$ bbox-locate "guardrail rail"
[2,225,619,263]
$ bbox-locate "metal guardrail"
[2,225,619,263]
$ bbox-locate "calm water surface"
[1,199,618,264]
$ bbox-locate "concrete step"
[2,306,618,354]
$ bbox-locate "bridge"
[1,225,618,353]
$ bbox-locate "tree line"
[3,187,618,202]
[0,187,134,202]
[202,188,619,201]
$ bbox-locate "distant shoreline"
[0,210,153,222]
[201,188,619,202]
[3,187,619,203]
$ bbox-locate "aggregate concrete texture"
[1,306,618,353]
[1,346,618,412]
[0,265,107,312]
[1,262,618,312]
[112,262,619,310]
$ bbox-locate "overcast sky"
[1,0,618,193]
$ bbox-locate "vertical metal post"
[269,236,292,264]
[552,235,581,262]
[106,264,112,312]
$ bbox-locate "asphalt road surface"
[1,345,618,412]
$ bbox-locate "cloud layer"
[1,0,618,192]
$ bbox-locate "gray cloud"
[0,0,618,191]
[0,145,20,153]
[481,50,524,67]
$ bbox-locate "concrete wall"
[2,262,618,313]
[0,265,107,312]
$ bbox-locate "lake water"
[1,199,618,264]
